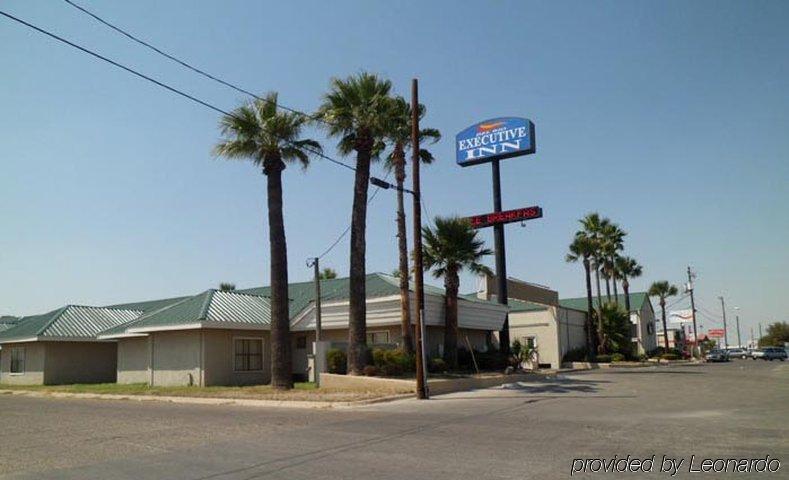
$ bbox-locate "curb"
[0,389,414,409]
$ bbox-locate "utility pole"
[758,323,763,344]
[750,326,754,348]
[411,78,428,400]
[686,266,699,355]
[307,257,323,386]
[734,307,741,348]
[718,296,729,349]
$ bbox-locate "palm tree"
[385,96,441,355]
[600,223,626,303]
[616,256,643,314]
[648,281,678,351]
[316,72,394,375]
[566,233,599,353]
[214,92,322,389]
[422,217,492,369]
[579,213,609,321]
[319,268,338,280]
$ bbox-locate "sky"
[1,1,787,341]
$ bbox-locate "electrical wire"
[61,0,334,128]
[0,9,357,175]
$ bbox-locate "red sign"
[468,206,543,229]
[707,328,725,338]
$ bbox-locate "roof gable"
[0,306,141,342]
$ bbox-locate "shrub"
[476,351,508,371]
[326,348,347,374]
[611,353,626,362]
[371,348,415,377]
[562,347,589,363]
[428,357,447,373]
[363,365,378,376]
[595,354,612,363]
[660,353,680,361]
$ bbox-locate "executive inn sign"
[455,117,536,166]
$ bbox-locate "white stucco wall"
[203,329,269,386]
[0,342,45,385]
[632,300,657,354]
[150,330,202,387]
[508,308,561,368]
[117,336,150,384]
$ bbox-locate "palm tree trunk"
[266,159,292,389]
[443,266,460,370]
[347,141,372,375]
[623,277,631,314]
[583,258,595,354]
[594,266,604,350]
[661,299,670,351]
[613,275,619,305]
[605,276,611,302]
[394,146,413,355]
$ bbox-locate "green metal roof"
[558,292,649,313]
[459,294,550,313]
[241,273,499,321]
[105,295,191,313]
[0,306,141,342]
[0,316,21,333]
[100,290,271,336]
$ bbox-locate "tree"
[218,283,236,292]
[422,216,492,369]
[600,223,626,303]
[566,233,599,353]
[214,92,322,389]
[319,268,338,280]
[648,281,679,351]
[599,303,632,356]
[579,213,609,324]
[385,96,440,355]
[616,256,643,314]
[316,72,394,375]
[758,321,789,347]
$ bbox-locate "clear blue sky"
[2,1,787,340]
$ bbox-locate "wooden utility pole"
[411,78,428,400]
[687,266,699,354]
[310,258,322,342]
[718,296,729,348]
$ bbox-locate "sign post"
[456,117,537,354]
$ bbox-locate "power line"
[0,9,356,173]
[61,0,332,128]
[316,170,391,259]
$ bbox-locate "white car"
[726,348,748,359]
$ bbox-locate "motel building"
[471,274,658,368]
[0,273,506,386]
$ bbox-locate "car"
[753,347,787,361]
[705,349,729,362]
[726,348,748,359]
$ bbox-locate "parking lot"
[1,360,787,479]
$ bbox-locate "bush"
[562,347,589,363]
[660,353,680,361]
[476,351,509,371]
[363,365,378,376]
[326,348,347,374]
[428,357,447,373]
[371,348,415,377]
[611,353,626,362]
[595,354,612,363]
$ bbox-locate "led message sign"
[467,206,543,229]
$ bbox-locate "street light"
[369,175,428,399]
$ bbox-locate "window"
[234,338,263,372]
[366,331,390,345]
[10,347,25,374]
[522,336,537,349]
[296,336,307,349]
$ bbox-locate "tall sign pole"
[411,78,428,400]
[456,117,537,355]
[491,159,510,352]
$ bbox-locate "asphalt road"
[1,360,787,479]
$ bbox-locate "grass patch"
[0,381,407,402]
